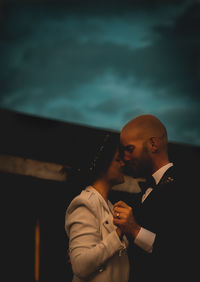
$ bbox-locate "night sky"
[0,0,200,146]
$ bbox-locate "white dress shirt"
[134,163,173,253]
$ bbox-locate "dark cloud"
[43,103,87,123]
[3,35,198,104]
[2,0,187,8]
[174,2,200,36]
[1,0,198,98]
[151,1,200,100]
[94,98,127,115]
[0,0,199,146]
[158,105,200,146]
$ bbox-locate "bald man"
[113,114,192,282]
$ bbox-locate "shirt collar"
[152,163,173,185]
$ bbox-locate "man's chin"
[118,175,125,184]
[122,166,135,176]
[124,167,140,178]
[120,176,125,184]
[113,178,124,187]
[128,170,144,179]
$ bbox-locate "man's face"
[120,137,153,178]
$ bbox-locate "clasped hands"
[113,201,141,239]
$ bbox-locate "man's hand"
[116,227,124,240]
[113,201,141,239]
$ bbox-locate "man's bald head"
[120,115,169,177]
[121,114,167,141]
[121,114,168,155]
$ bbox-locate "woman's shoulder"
[66,186,100,214]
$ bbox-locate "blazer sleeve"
[65,197,125,279]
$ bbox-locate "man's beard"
[134,159,152,178]
[123,148,153,179]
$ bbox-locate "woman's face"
[106,150,125,186]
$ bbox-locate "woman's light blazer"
[65,186,130,282]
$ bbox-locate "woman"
[65,134,130,282]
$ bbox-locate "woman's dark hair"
[86,133,120,185]
[65,133,120,195]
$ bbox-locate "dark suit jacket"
[128,165,195,282]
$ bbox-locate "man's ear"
[149,137,159,153]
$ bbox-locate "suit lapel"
[157,166,175,186]
[139,166,175,217]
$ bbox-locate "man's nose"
[123,151,131,161]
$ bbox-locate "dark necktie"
[139,176,156,194]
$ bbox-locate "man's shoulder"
[171,164,193,184]
[162,164,193,200]
[163,164,191,183]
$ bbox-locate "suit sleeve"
[65,198,125,279]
